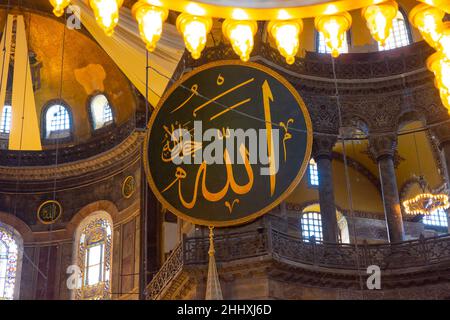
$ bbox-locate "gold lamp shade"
[409,3,445,49]
[362,1,398,46]
[314,12,352,58]
[176,13,213,60]
[268,19,303,65]
[49,0,71,17]
[222,19,258,62]
[132,1,169,52]
[89,0,124,37]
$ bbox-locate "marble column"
[369,134,405,243]
[313,136,339,243]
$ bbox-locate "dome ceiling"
[0,9,137,146]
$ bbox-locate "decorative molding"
[0,131,144,181]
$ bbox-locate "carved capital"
[313,135,337,160]
[368,133,398,161]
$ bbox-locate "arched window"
[308,158,319,186]
[423,208,448,228]
[301,211,323,242]
[0,106,12,135]
[44,104,71,139]
[317,31,349,54]
[0,224,22,300]
[378,10,411,51]
[75,214,112,300]
[90,94,113,130]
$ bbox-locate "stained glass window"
[90,94,113,130]
[0,106,12,134]
[423,208,448,228]
[77,217,112,300]
[317,31,349,54]
[301,212,323,242]
[0,226,18,300]
[378,11,411,51]
[45,104,71,139]
[309,158,319,186]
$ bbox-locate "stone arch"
[0,211,33,243]
[66,200,119,238]
[397,110,427,131]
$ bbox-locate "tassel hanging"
[205,226,223,300]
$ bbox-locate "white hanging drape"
[71,0,185,108]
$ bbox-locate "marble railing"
[146,226,450,299]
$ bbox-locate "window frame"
[301,211,323,243]
[41,100,73,144]
[422,208,448,232]
[308,158,319,188]
[0,105,12,138]
[87,92,115,134]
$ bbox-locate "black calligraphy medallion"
[37,200,62,225]
[144,60,312,227]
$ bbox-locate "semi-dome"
[1,0,450,303]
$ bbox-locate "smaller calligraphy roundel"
[37,200,62,225]
[144,60,313,227]
[122,175,136,199]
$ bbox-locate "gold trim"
[122,175,136,199]
[144,0,388,20]
[37,200,63,225]
[143,60,313,227]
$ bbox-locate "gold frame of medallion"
[122,175,136,199]
[143,60,313,227]
[37,200,63,225]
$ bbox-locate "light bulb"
[362,1,398,46]
[438,22,450,61]
[132,2,168,52]
[49,0,71,17]
[315,12,352,58]
[176,13,212,60]
[89,0,123,37]
[427,52,450,112]
[268,19,303,65]
[222,19,258,62]
[409,3,445,48]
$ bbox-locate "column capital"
[368,133,398,161]
[312,135,337,160]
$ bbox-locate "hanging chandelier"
[49,0,450,110]
[402,176,450,216]
[403,193,449,216]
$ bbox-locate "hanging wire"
[140,48,150,299]
[42,8,67,298]
[331,56,365,295]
